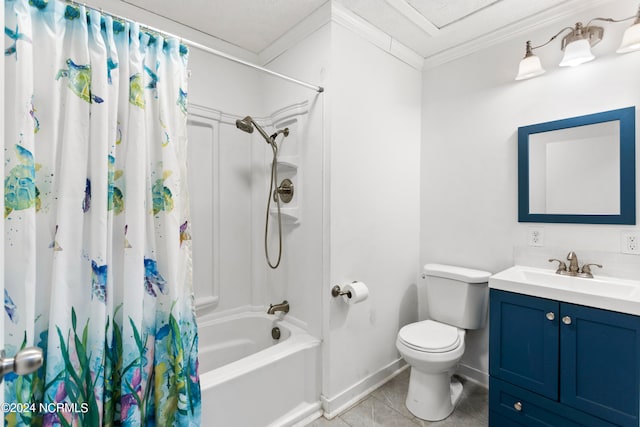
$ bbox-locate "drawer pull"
[562,316,572,325]
[514,401,523,412]
[546,312,555,321]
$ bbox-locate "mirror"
[518,107,636,224]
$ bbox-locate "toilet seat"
[398,320,461,353]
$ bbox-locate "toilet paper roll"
[343,281,369,304]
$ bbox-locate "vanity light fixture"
[515,41,545,80]
[515,5,640,80]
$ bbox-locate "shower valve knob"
[274,179,294,203]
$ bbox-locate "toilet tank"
[423,264,491,330]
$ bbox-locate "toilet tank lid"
[423,263,491,283]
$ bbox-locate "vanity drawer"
[489,378,616,427]
[489,410,525,426]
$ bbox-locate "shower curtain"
[4,0,200,425]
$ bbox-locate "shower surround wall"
[187,49,262,318]
[421,0,640,386]
[254,25,329,341]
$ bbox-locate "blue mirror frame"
[518,106,636,224]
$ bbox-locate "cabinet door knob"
[514,401,523,412]
[546,312,555,321]
[562,316,572,325]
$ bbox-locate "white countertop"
[489,265,640,316]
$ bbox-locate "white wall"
[324,19,422,413]
[421,0,640,384]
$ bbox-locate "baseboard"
[320,358,408,419]
[290,407,323,427]
[269,402,322,427]
[456,363,489,388]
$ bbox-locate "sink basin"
[490,265,640,315]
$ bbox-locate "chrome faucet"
[267,300,289,315]
[548,251,602,278]
[567,251,580,274]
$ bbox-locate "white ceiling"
[121,0,612,62]
[122,0,328,53]
[405,0,502,29]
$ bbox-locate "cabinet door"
[490,289,559,399]
[560,303,640,427]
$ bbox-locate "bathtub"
[199,311,321,427]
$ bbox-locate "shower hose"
[265,134,285,269]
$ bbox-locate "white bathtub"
[199,311,321,427]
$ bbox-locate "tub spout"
[267,300,289,315]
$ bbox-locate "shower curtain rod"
[66,0,325,93]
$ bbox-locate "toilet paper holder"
[331,284,352,299]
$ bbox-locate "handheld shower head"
[235,115,277,145]
[236,116,254,134]
[234,114,292,270]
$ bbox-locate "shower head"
[235,115,281,146]
[236,116,254,134]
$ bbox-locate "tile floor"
[306,370,488,427]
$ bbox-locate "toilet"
[396,263,491,421]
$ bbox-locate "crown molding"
[423,0,614,69]
[330,2,424,70]
[261,1,423,70]
[259,2,333,66]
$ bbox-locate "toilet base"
[405,370,463,421]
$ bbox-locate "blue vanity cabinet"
[489,289,559,400]
[489,289,640,427]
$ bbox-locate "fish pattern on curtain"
[3,0,200,425]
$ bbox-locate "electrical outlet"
[528,227,544,247]
[621,232,640,255]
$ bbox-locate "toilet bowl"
[396,320,466,421]
[397,264,491,421]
